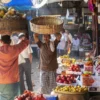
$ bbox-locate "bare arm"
[54,33,61,47]
[33,33,39,43]
[13,39,29,55]
[33,33,42,48]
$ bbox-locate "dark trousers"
[19,59,33,93]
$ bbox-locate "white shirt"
[72,38,80,51]
[18,40,33,64]
[57,33,67,50]
[50,34,56,41]
[72,38,80,46]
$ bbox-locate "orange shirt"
[0,40,29,84]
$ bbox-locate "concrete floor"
[24,57,40,92]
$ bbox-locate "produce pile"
[54,85,88,93]
[84,56,94,74]
[68,64,81,72]
[0,7,25,19]
[14,90,46,100]
[56,74,76,84]
[58,55,76,67]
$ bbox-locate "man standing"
[72,34,80,57]
[33,33,61,94]
[57,29,67,56]
[18,33,33,93]
[0,35,29,100]
[65,30,73,54]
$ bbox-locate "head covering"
[18,33,25,38]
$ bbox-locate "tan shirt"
[37,40,59,71]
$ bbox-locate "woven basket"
[0,17,27,34]
[30,16,63,34]
[63,24,79,30]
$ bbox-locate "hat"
[18,33,25,38]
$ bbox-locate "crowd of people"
[0,28,94,100]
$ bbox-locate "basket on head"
[30,16,63,34]
[0,17,27,35]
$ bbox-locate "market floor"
[24,57,40,92]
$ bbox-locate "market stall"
[52,53,100,100]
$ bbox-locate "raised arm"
[13,39,29,55]
[54,33,61,47]
[33,33,42,48]
[33,33,39,43]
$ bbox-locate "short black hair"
[1,35,11,44]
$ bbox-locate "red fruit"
[69,81,72,84]
[67,74,71,77]
[56,76,61,82]
[61,77,65,81]
[66,77,70,81]
[61,75,64,78]
[76,68,79,72]
[64,81,68,84]
[58,79,64,83]
[70,76,74,81]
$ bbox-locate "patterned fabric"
[40,70,57,94]
[0,82,20,100]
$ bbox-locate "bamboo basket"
[30,16,63,34]
[0,17,27,34]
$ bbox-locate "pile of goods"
[68,64,81,72]
[0,7,27,34]
[56,53,100,93]
[56,74,76,84]
[82,74,94,86]
[15,90,46,100]
[54,85,88,93]
[0,7,25,19]
[58,55,76,67]
[84,57,93,74]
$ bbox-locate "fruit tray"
[54,90,87,95]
